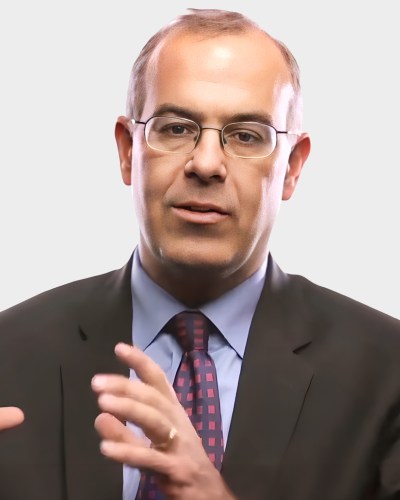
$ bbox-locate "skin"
[0,407,24,431]
[93,344,233,499]
[115,30,310,307]
[96,29,311,498]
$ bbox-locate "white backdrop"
[0,1,399,319]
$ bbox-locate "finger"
[100,440,175,475]
[97,394,173,446]
[0,407,24,431]
[92,375,174,419]
[92,374,138,396]
[94,412,145,446]
[114,344,177,402]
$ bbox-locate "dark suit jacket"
[0,256,399,500]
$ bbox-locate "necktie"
[136,311,224,499]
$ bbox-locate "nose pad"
[185,127,227,181]
[195,126,225,152]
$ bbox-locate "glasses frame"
[131,116,298,159]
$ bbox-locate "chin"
[158,244,237,275]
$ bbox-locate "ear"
[115,116,133,186]
[282,133,311,201]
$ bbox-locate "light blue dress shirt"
[123,249,267,499]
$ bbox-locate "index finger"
[114,343,177,402]
[0,407,24,431]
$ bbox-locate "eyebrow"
[151,104,274,126]
[228,112,274,126]
[152,104,204,122]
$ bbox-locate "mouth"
[177,203,228,214]
[172,202,229,224]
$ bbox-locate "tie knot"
[169,311,212,352]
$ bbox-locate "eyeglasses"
[131,116,298,159]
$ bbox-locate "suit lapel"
[222,257,314,498]
[59,255,314,498]
[61,258,133,500]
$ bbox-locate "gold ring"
[152,427,178,450]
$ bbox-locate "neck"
[139,253,266,308]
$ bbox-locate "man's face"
[117,30,309,290]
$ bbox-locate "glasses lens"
[222,122,275,158]
[145,116,199,154]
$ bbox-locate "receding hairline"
[126,9,302,126]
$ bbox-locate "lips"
[172,202,229,224]
[175,202,228,215]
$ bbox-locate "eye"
[158,121,198,137]
[225,128,263,144]
[237,131,259,143]
[169,124,187,135]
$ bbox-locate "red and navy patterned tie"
[136,311,224,499]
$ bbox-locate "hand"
[92,343,235,500]
[0,407,24,431]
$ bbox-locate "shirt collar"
[131,249,267,358]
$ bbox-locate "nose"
[184,128,227,182]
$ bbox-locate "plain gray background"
[0,1,399,319]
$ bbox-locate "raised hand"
[92,343,235,500]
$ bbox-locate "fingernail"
[100,440,115,455]
[115,343,133,356]
[91,375,107,390]
[98,393,114,407]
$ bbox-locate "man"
[0,8,399,500]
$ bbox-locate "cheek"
[239,164,285,234]
[131,160,146,219]
[131,154,160,227]
[262,171,284,217]
[131,152,179,226]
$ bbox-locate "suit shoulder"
[0,266,123,328]
[287,272,400,337]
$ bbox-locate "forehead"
[142,30,295,126]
